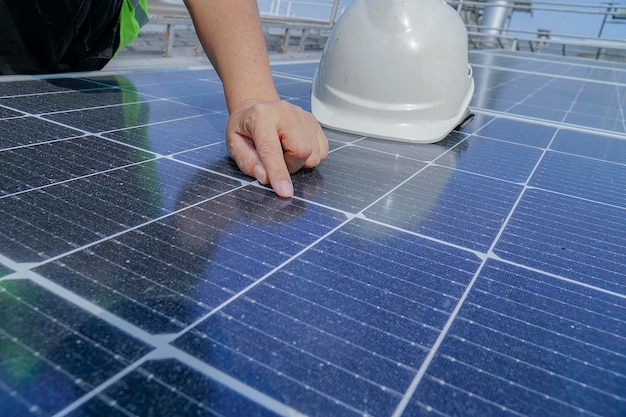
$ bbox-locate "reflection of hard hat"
[311,0,474,143]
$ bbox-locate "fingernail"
[253,165,266,183]
[276,180,294,198]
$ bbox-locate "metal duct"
[480,0,511,48]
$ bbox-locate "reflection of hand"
[226,99,329,199]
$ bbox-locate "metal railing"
[120,0,344,57]
[122,0,626,62]
[255,0,344,54]
[447,0,626,61]
[258,0,344,23]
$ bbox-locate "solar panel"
[1,50,625,417]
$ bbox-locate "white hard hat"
[311,0,474,143]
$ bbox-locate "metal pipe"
[480,0,512,48]
[597,3,614,37]
[446,0,615,15]
[329,0,341,26]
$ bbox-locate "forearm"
[183,0,280,111]
[183,0,328,198]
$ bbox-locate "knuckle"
[248,102,266,117]
[319,147,329,161]
[303,155,321,169]
[241,114,256,133]
[291,140,313,158]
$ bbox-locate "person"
[0,0,328,198]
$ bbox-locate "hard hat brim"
[311,79,475,144]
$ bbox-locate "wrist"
[229,96,281,114]
[222,76,280,113]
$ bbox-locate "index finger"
[245,115,294,198]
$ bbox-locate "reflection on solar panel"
[1,50,625,417]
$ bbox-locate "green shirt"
[118,0,150,50]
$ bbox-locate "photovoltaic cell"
[0,50,625,417]
[43,99,210,133]
[66,360,282,417]
[33,186,346,333]
[118,79,224,100]
[474,118,556,147]
[0,264,12,278]
[550,128,626,163]
[0,106,22,118]
[0,88,145,115]
[404,260,626,417]
[173,219,481,416]
[0,117,82,149]
[356,131,466,162]
[494,188,626,294]
[0,280,151,417]
[0,78,104,97]
[103,114,229,155]
[436,134,543,183]
[0,159,241,262]
[291,145,426,213]
[364,165,523,252]
[173,143,253,180]
[530,151,626,207]
[0,135,154,196]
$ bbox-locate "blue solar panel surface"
[0,50,625,417]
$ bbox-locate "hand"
[226,99,329,198]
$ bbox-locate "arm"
[183,0,328,198]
